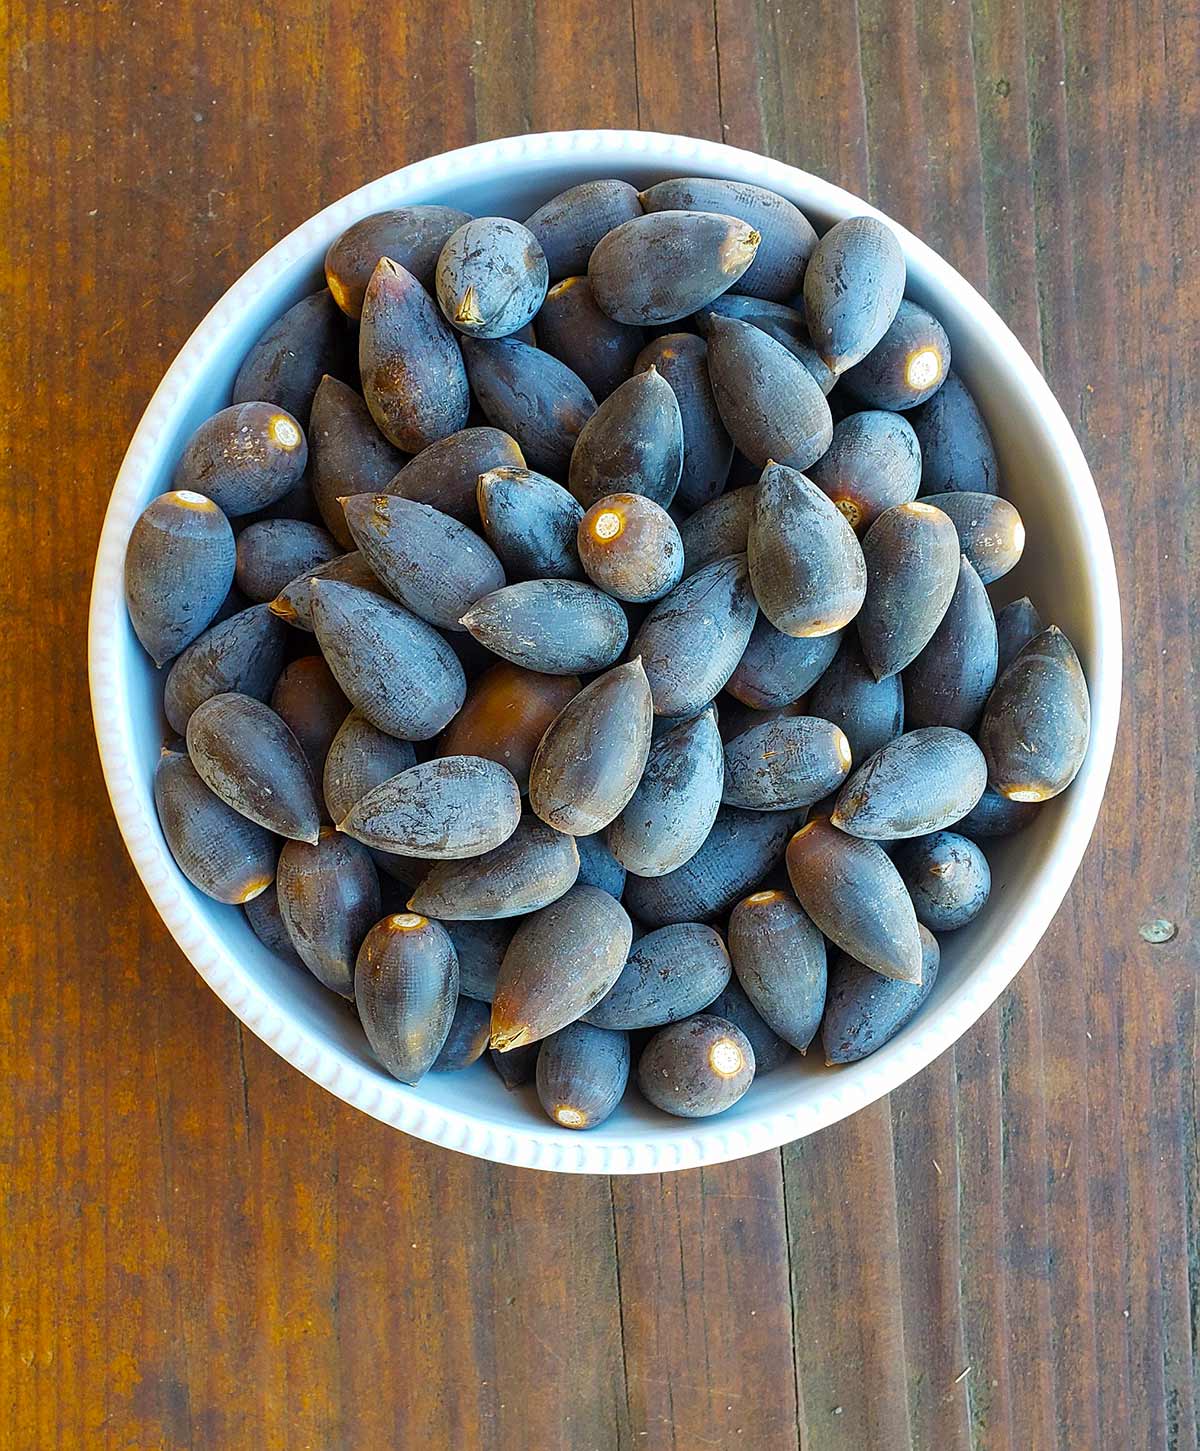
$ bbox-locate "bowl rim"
[88,128,1121,1175]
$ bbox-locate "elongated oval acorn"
[802,216,905,374]
[435,662,580,793]
[821,926,940,1065]
[277,828,382,996]
[641,178,816,302]
[577,493,684,603]
[309,580,466,740]
[607,707,724,877]
[476,467,584,580]
[154,747,276,904]
[806,634,904,765]
[525,179,644,280]
[728,889,827,1051]
[436,217,548,338]
[125,491,236,666]
[338,755,521,859]
[624,805,803,928]
[388,425,525,525]
[858,501,961,679]
[922,491,1025,584]
[832,726,988,839]
[638,1015,755,1118]
[445,919,516,1002]
[725,616,842,710]
[723,715,852,811]
[173,402,308,517]
[706,980,792,1075]
[490,1041,540,1090]
[233,290,354,425]
[785,816,924,982]
[843,299,950,409]
[574,833,627,899]
[431,995,493,1072]
[325,205,472,317]
[995,596,1045,676]
[706,315,834,471]
[340,492,505,630]
[894,830,991,931]
[979,626,1091,801]
[186,691,321,842]
[584,922,731,1030]
[568,367,684,510]
[589,210,761,325]
[911,369,998,495]
[163,603,288,734]
[269,550,387,632]
[244,881,305,967]
[716,696,802,746]
[359,258,470,452]
[461,579,628,675]
[355,913,459,1083]
[536,1022,630,1129]
[308,376,408,547]
[904,556,997,731]
[955,783,1041,839]
[808,409,922,533]
[693,295,836,393]
[536,276,646,400]
[322,709,417,824]
[407,814,580,919]
[490,885,633,1050]
[270,655,351,778]
[235,519,340,604]
[678,486,755,578]
[462,336,596,476]
[636,333,733,510]
[528,660,653,836]
[632,554,758,716]
[748,462,867,637]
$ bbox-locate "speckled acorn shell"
[635,333,733,511]
[234,519,340,604]
[922,491,1025,584]
[276,828,382,996]
[842,299,951,410]
[406,814,580,921]
[270,655,351,779]
[577,493,684,603]
[584,922,731,1031]
[728,889,827,1052]
[692,295,835,393]
[232,289,355,425]
[387,426,525,525]
[355,913,459,1084]
[802,216,905,374]
[461,336,596,477]
[807,409,922,533]
[461,579,628,676]
[536,275,646,401]
[476,467,585,581]
[524,178,643,280]
[725,616,843,711]
[322,710,418,825]
[173,401,308,518]
[568,367,684,510]
[325,205,472,317]
[638,1015,756,1118]
[806,634,904,766]
[338,755,522,859]
[536,1021,631,1129]
[893,831,992,932]
[821,926,941,1065]
[269,551,387,632]
[163,603,288,735]
[436,216,548,339]
[723,715,853,811]
[308,375,407,546]
[832,726,988,839]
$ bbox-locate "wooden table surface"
[4,1,1195,1446]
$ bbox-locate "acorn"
[338,755,521,860]
[821,926,941,1065]
[807,409,922,533]
[528,659,653,835]
[692,295,835,393]
[536,1022,631,1129]
[233,289,355,425]
[802,216,905,374]
[431,996,493,1072]
[577,493,684,603]
[269,551,387,632]
[435,662,580,793]
[490,1042,540,1090]
[359,258,470,451]
[125,491,236,665]
[355,912,459,1083]
[954,784,1041,839]
[324,205,472,316]
[677,486,756,578]
[585,922,732,1030]
[461,578,628,675]
[748,462,867,637]
[234,519,340,603]
[706,315,833,471]
[575,832,627,899]
[535,276,646,400]
[922,491,1025,584]
[842,300,950,410]
[894,830,991,932]
[154,747,276,904]
[638,1016,755,1118]
[308,580,466,740]
[911,368,998,495]
[857,501,960,678]
[725,616,843,710]
[461,336,596,476]
[308,375,407,546]
[728,889,827,1051]
[588,210,761,325]
[832,726,988,839]
[387,425,525,525]
[270,655,351,779]
[806,634,904,766]
[244,881,304,967]
[445,919,516,1003]
[186,691,321,842]
[173,402,308,518]
[904,553,998,732]
[978,626,1091,801]
[568,367,684,510]
[632,554,759,716]
[785,816,923,982]
[607,707,724,877]
[322,710,418,824]
[723,715,853,811]
[490,885,633,1050]
[524,178,644,280]
[277,828,382,996]
[163,603,288,734]
[407,814,580,920]
[636,333,733,510]
[716,697,804,745]
[705,980,793,1075]
[995,596,1045,675]
[476,467,585,581]
[435,216,548,339]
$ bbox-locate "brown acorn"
[436,663,581,793]
[536,1022,631,1129]
[577,493,684,603]
[324,205,472,317]
[308,375,407,546]
[154,747,276,905]
[355,913,459,1083]
[276,828,382,996]
[407,814,580,920]
[387,426,525,525]
[638,1016,755,1118]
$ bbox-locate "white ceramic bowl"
[89,130,1120,1174]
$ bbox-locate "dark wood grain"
[1,0,1195,1447]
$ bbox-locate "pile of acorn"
[124,174,1090,1128]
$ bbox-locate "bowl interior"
[90,133,1119,1172]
